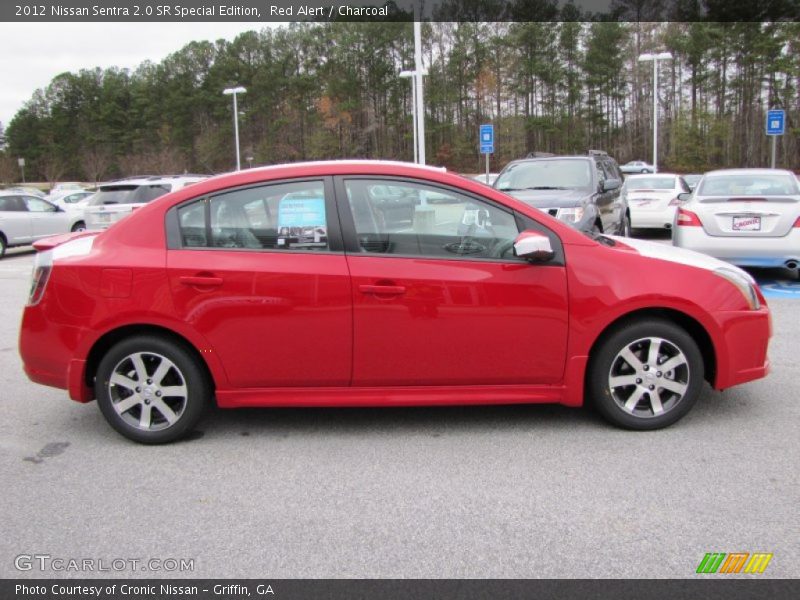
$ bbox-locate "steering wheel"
[490,238,516,259]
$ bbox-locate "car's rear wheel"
[620,214,632,237]
[588,319,704,430]
[95,336,210,444]
[0,234,6,258]
[71,221,86,232]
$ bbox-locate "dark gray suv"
[493,151,630,236]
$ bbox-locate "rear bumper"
[631,206,676,229]
[673,228,800,268]
[19,306,92,402]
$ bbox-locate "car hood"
[608,235,755,282]
[499,188,589,208]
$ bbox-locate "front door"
[337,177,569,387]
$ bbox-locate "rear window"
[88,184,172,206]
[697,174,799,196]
[626,176,675,190]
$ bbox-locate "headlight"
[556,207,584,224]
[714,267,760,310]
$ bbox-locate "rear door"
[166,177,353,388]
[0,195,32,244]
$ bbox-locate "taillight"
[793,216,800,228]
[676,208,702,227]
[28,251,53,306]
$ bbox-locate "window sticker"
[277,195,327,247]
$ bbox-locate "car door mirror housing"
[513,230,555,262]
[602,178,621,192]
[677,192,691,202]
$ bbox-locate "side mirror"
[677,192,691,202]
[513,230,555,262]
[602,178,621,192]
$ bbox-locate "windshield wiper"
[526,186,568,190]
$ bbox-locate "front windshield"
[697,174,799,196]
[496,159,592,191]
[626,176,675,190]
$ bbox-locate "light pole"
[400,70,418,163]
[638,52,671,173]
[223,86,246,171]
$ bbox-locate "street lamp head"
[223,86,247,95]
[638,52,672,62]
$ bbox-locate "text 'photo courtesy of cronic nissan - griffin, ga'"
[18,161,771,444]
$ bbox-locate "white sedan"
[620,160,655,174]
[672,168,800,273]
[0,191,85,257]
[623,174,691,230]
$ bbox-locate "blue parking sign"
[479,124,494,154]
[766,110,785,136]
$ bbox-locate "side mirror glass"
[513,230,555,262]
[602,178,621,192]
[677,192,691,202]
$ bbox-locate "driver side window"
[344,179,521,261]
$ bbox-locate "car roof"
[626,173,677,178]
[99,175,207,188]
[703,168,795,177]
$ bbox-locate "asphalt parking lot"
[1,244,798,579]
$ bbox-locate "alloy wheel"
[107,351,189,432]
[607,336,690,418]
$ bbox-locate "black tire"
[619,214,632,237]
[95,335,211,444]
[71,221,86,232]
[0,234,6,258]
[588,319,704,430]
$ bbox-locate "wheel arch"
[84,324,217,397]
[585,307,717,388]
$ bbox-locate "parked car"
[0,191,85,257]
[494,151,630,236]
[6,186,46,198]
[471,173,499,186]
[682,173,703,191]
[672,168,800,273]
[51,190,95,211]
[19,161,770,443]
[84,175,206,230]
[623,173,691,230]
[620,160,655,174]
[50,182,84,194]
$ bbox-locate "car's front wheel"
[588,319,704,430]
[95,335,211,444]
[0,234,6,258]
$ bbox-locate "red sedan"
[19,161,771,443]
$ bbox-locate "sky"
[0,22,278,129]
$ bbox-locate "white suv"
[84,175,207,230]
[0,191,86,257]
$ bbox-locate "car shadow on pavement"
[201,402,604,439]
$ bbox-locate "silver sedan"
[672,168,800,273]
